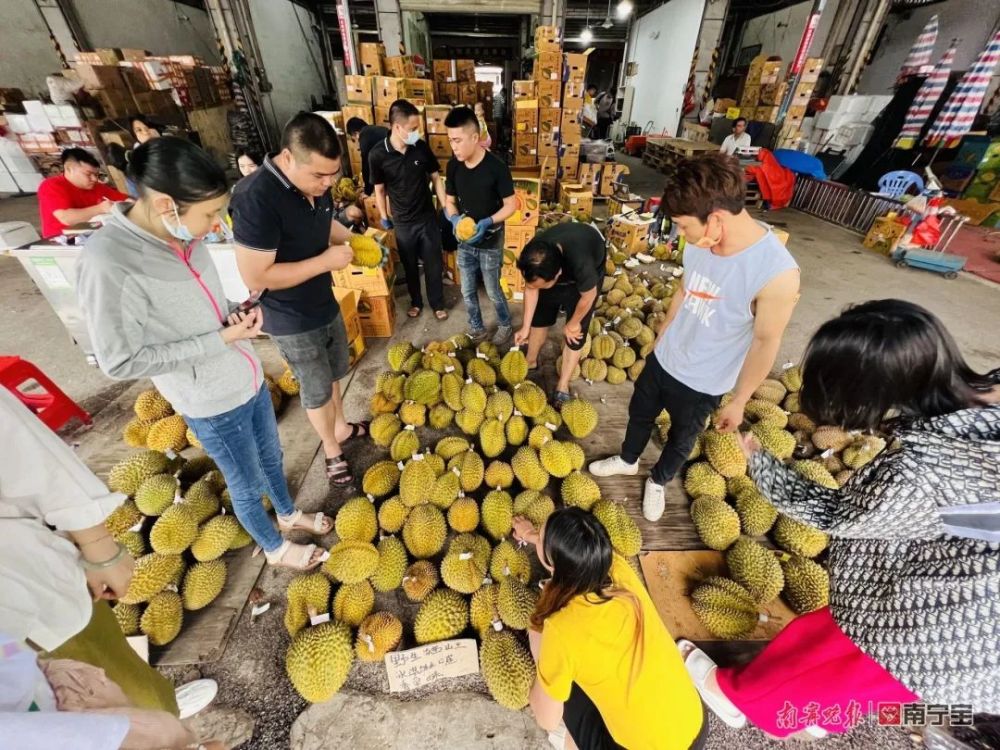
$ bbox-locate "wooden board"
[640,550,796,642]
[188,105,235,166]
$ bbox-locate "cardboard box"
[540,158,558,180]
[539,132,559,157]
[577,163,601,193]
[362,193,382,225]
[759,60,783,85]
[385,55,417,78]
[607,214,655,255]
[119,65,150,95]
[425,105,452,134]
[374,106,391,127]
[374,77,405,108]
[94,89,135,118]
[741,106,757,122]
[537,79,561,109]
[332,252,396,296]
[535,25,561,52]
[428,134,452,159]
[347,333,367,368]
[771,227,790,246]
[714,97,737,114]
[507,177,541,227]
[514,100,539,135]
[405,78,435,103]
[436,82,459,105]
[443,249,461,286]
[457,84,476,106]
[799,57,824,84]
[541,177,557,202]
[559,182,593,219]
[787,105,808,123]
[600,164,629,196]
[500,262,525,302]
[561,108,581,131]
[358,293,397,337]
[746,55,767,83]
[561,121,582,146]
[504,223,537,250]
[73,64,126,90]
[863,216,908,256]
[533,52,562,82]
[759,82,787,106]
[513,80,537,100]
[755,106,780,123]
[433,60,458,84]
[559,162,580,182]
[792,84,814,106]
[564,52,590,83]
[539,108,561,136]
[343,104,374,126]
[608,193,644,216]
[559,143,581,162]
[514,135,539,166]
[453,60,475,83]
[132,90,177,117]
[118,48,149,62]
[346,75,373,103]
[563,79,585,104]
[359,43,386,76]
[740,84,760,107]
[332,286,363,342]
[91,48,123,64]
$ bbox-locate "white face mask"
[404,129,420,146]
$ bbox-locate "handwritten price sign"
[385,639,479,693]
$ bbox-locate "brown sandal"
[325,454,354,485]
[435,310,449,320]
[407,306,422,318]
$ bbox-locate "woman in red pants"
[679,300,1000,740]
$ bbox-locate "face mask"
[694,215,723,249]
[203,219,233,244]
[404,130,420,146]
[161,203,196,243]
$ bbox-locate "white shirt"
[0,389,125,651]
[720,132,752,155]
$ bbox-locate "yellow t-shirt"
[537,555,704,750]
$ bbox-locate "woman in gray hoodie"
[78,137,329,570]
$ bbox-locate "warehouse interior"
[1,0,1000,748]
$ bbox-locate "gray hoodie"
[77,203,261,418]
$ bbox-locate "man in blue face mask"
[370,99,450,321]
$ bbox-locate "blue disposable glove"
[447,213,462,236]
[380,218,394,230]
[468,217,494,245]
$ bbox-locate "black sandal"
[326,455,354,485]
[552,391,572,408]
[344,421,370,442]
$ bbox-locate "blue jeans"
[185,386,295,553]
[457,236,511,331]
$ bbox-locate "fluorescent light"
[580,26,594,43]
[616,0,633,19]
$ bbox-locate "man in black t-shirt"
[346,117,390,197]
[443,106,517,345]
[370,100,449,320]
[231,112,368,487]
[515,222,607,405]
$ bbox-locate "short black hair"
[799,299,998,431]
[235,147,263,166]
[346,117,368,136]
[734,117,747,127]
[129,114,162,134]
[444,106,478,131]
[61,147,100,168]
[281,111,341,161]
[130,136,228,210]
[586,84,597,92]
[389,99,420,125]
[517,237,563,283]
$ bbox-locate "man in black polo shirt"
[443,106,517,345]
[346,117,390,198]
[514,222,607,405]
[370,99,449,321]
[231,112,366,486]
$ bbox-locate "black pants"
[621,355,721,484]
[596,117,612,140]
[394,213,445,311]
[563,683,710,750]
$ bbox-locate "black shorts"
[563,684,709,750]
[531,284,597,351]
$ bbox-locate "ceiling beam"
[399,0,542,13]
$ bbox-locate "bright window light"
[580,26,594,43]
[616,0,633,19]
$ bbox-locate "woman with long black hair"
[681,299,1000,740]
[513,508,708,750]
[78,137,331,571]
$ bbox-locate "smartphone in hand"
[226,290,268,325]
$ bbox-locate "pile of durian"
[104,381,298,648]
[281,334,643,709]
[670,366,886,639]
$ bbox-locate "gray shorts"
[272,315,350,409]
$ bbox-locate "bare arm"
[654,287,686,345]
[53,202,111,226]
[329,215,353,244]
[491,194,517,225]
[374,183,390,224]
[527,629,564,732]
[445,195,459,218]
[520,287,539,331]
[431,172,448,213]
[235,244,351,292]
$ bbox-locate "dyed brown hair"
[662,152,746,222]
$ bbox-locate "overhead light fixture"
[580,26,594,43]
[601,0,614,28]
[616,0,633,19]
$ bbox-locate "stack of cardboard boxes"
[331,226,399,340]
[738,55,821,132]
[432,59,477,106]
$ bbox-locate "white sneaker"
[588,455,639,478]
[642,478,666,522]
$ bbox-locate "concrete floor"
[2,158,998,748]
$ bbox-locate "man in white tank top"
[591,153,800,521]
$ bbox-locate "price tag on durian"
[385,638,479,693]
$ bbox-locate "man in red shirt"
[37,148,127,238]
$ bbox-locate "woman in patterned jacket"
[678,299,1000,740]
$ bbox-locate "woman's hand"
[512,515,539,545]
[737,431,761,460]
[222,308,264,344]
[83,546,135,601]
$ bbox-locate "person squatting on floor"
[443,105,518,346]
[590,152,800,522]
[680,300,1000,740]
[231,112,371,488]
[514,507,709,750]
[515,221,607,407]
[370,99,450,322]
[79,137,329,571]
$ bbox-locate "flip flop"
[277,509,333,536]
[325,454,354,485]
[175,678,218,719]
[407,306,422,318]
[343,421,370,442]
[676,639,747,729]
[435,309,449,320]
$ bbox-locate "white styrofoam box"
[23,100,53,133]
[825,95,852,114]
[0,172,18,194]
[0,221,41,249]
[815,110,853,130]
[5,114,31,134]
[44,104,84,128]
[847,96,871,114]
[0,138,38,174]
[842,123,874,147]
[867,95,892,115]
[799,117,815,136]
[14,172,44,193]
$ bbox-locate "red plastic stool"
[0,356,91,431]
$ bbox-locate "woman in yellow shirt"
[513,508,708,750]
